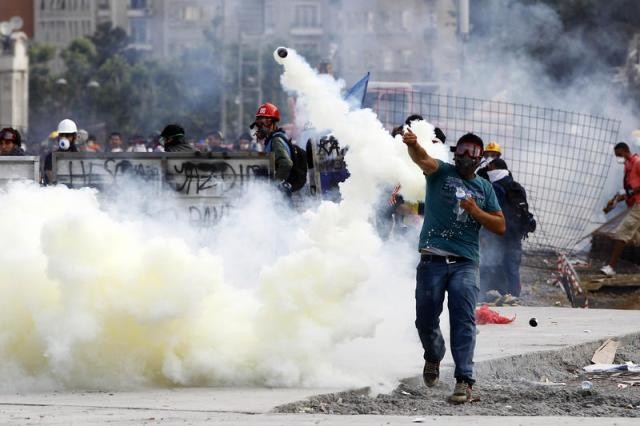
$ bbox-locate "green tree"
[28,42,58,141]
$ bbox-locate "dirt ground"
[516,251,640,310]
[275,251,640,417]
[275,334,640,417]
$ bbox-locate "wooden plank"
[581,274,640,291]
[591,339,619,365]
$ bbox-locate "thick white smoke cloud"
[0,45,449,391]
[277,47,448,202]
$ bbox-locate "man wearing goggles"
[401,128,505,404]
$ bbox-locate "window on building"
[130,0,147,9]
[42,0,67,11]
[294,3,320,28]
[129,18,148,44]
[426,12,437,30]
[383,50,393,71]
[366,11,374,32]
[180,6,202,21]
[97,0,110,10]
[401,10,411,31]
[401,49,412,67]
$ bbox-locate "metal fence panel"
[0,156,40,185]
[369,91,620,250]
[53,152,274,226]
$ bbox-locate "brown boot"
[422,361,440,387]
[449,381,473,403]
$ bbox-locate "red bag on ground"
[475,304,515,325]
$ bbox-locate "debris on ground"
[584,362,640,373]
[276,335,640,417]
[592,339,619,365]
[475,305,516,325]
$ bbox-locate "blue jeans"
[415,256,479,384]
[503,237,522,297]
[480,234,522,298]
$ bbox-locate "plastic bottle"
[581,381,593,392]
[455,187,468,222]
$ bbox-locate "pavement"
[1,306,639,425]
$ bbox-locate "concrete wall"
[0,32,29,133]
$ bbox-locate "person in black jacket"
[479,158,526,298]
[161,124,195,153]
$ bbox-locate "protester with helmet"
[0,127,25,156]
[43,119,79,184]
[160,124,195,153]
[477,141,502,180]
[400,129,504,404]
[250,102,293,190]
[484,141,502,160]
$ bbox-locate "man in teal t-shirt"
[401,129,505,403]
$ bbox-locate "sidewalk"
[1,307,639,424]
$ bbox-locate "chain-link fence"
[365,89,621,251]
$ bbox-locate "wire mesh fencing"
[365,89,621,251]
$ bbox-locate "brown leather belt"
[420,253,467,264]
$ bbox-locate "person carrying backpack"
[480,158,535,298]
[250,102,307,195]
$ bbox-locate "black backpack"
[272,132,308,192]
[497,179,536,239]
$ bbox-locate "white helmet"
[57,119,78,134]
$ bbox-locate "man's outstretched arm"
[402,129,439,175]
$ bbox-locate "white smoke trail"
[0,49,452,392]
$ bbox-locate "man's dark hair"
[457,132,484,148]
[614,142,630,151]
[109,132,122,138]
[491,158,509,170]
[404,114,423,125]
[434,127,446,143]
[237,131,252,142]
[0,127,21,145]
[161,124,185,140]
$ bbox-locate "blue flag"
[345,72,370,109]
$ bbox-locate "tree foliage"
[28,22,225,143]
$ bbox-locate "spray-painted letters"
[53,152,273,226]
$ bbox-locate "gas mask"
[255,124,269,141]
[455,155,480,176]
[58,137,70,150]
[250,119,271,141]
[454,141,483,176]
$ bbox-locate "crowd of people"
[0,125,260,160]
[1,103,639,406]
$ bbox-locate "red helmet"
[255,102,280,121]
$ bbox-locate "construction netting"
[365,89,621,251]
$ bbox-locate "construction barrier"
[0,156,40,186]
[53,152,274,226]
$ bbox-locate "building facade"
[32,0,469,134]
[33,0,466,83]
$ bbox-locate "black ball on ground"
[277,48,288,58]
[529,317,538,327]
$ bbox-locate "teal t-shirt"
[418,160,501,264]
